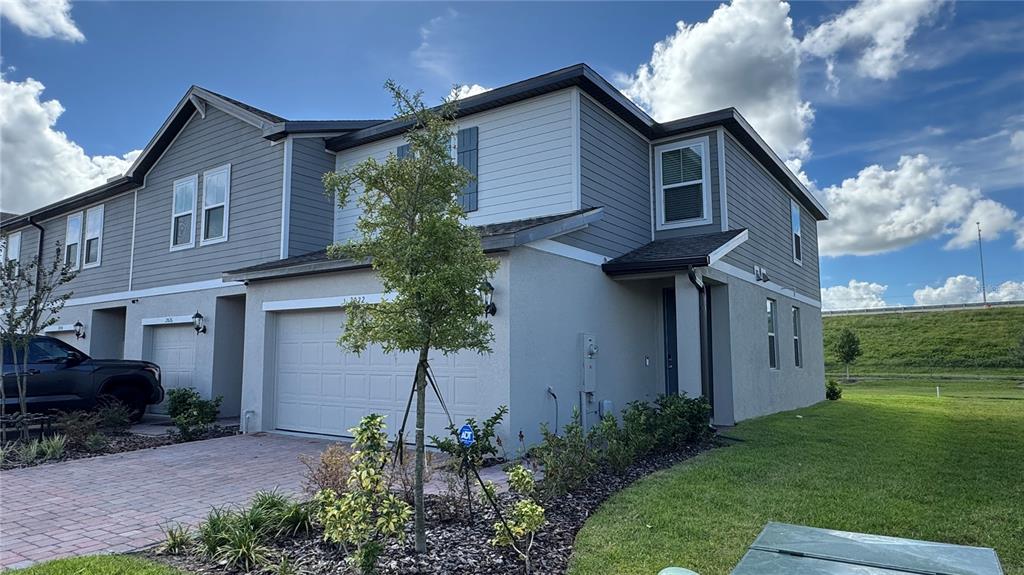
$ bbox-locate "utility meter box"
[580,332,598,393]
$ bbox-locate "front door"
[662,288,678,395]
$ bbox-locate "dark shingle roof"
[602,229,747,276]
[198,87,288,124]
[225,208,603,282]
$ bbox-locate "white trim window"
[83,205,104,268]
[201,164,230,245]
[654,136,712,229]
[767,298,779,370]
[792,306,803,368]
[64,212,83,269]
[3,231,21,265]
[791,200,803,265]
[171,175,198,250]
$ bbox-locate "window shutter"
[397,143,410,159]
[457,127,478,212]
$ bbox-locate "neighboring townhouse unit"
[2,64,827,443]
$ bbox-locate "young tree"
[833,327,862,381]
[1,239,77,440]
[323,81,498,553]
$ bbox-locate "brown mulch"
[152,440,716,575]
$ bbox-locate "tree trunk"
[414,346,429,554]
[845,364,850,382]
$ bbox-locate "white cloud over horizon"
[1,0,84,42]
[821,279,889,310]
[0,75,140,214]
[913,275,1024,305]
[448,84,490,101]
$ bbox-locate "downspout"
[687,266,710,404]
[28,216,45,293]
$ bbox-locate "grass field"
[822,306,1024,375]
[9,556,186,575]
[568,377,1024,575]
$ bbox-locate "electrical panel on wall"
[580,332,598,393]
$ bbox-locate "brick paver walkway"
[0,433,331,569]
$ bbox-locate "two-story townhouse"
[2,63,827,444]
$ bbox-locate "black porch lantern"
[192,311,207,334]
[73,320,86,340]
[479,281,497,317]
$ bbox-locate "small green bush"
[53,411,98,447]
[17,438,43,464]
[590,414,635,475]
[160,523,192,555]
[214,523,269,571]
[84,432,110,453]
[430,405,507,510]
[536,408,596,497]
[95,398,134,432]
[39,434,67,460]
[197,507,233,557]
[491,464,545,573]
[826,379,843,401]
[621,401,657,458]
[653,393,711,452]
[166,388,222,441]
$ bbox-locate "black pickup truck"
[2,335,164,420]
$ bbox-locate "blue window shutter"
[397,143,410,159]
[457,127,479,212]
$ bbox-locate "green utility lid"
[731,522,1004,575]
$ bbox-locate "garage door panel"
[147,324,197,414]
[273,308,486,439]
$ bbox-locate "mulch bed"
[0,427,238,470]
[152,440,716,575]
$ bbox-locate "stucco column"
[674,274,702,398]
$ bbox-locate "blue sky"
[1,0,1021,308]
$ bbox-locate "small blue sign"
[458,424,475,447]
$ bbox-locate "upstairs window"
[201,165,230,244]
[171,175,197,250]
[791,200,802,265]
[655,137,711,229]
[83,205,104,268]
[65,212,83,269]
[792,306,803,368]
[767,298,779,370]
[3,231,21,264]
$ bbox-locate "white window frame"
[654,136,712,230]
[3,231,21,264]
[791,199,803,266]
[170,175,198,251]
[82,204,104,269]
[200,164,231,246]
[767,298,779,370]
[792,306,803,368]
[64,212,84,270]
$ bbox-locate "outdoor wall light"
[479,281,497,317]
[73,320,86,340]
[192,311,207,334]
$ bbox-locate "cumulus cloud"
[913,275,1024,305]
[801,0,944,81]
[818,154,1024,256]
[821,280,889,310]
[448,84,490,101]
[0,75,141,214]
[620,0,813,161]
[1,0,84,42]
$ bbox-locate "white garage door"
[273,309,484,439]
[147,324,197,414]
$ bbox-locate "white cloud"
[821,280,888,310]
[620,0,813,161]
[1,0,84,42]
[412,9,460,80]
[818,154,1024,256]
[801,0,944,81]
[0,75,140,214]
[448,84,489,101]
[913,275,1024,305]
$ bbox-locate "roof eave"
[0,176,139,232]
[602,256,711,277]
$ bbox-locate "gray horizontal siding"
[721,133,820,299]
[288,138,335,257]
[651,129,721,240]
[131,106,284,289]
[559,94,652,257]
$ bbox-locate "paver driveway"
[0,433,331,569]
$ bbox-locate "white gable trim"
[710,259,821,308]
[707,229,747,264]
[262,293,389,312]
[525,239,610,266]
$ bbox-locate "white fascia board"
[710,259,821,308]
[707,229,748,264]
[262,293,390,312]
[524,239,610,266]
[64,279,242,308]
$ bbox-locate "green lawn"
[569,378,1024,575]
[823,307,1024,375]
[9,556,185,575]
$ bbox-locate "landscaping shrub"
[315,414,411,575]
[215,523,269,571]
[536,408,596,498]
[17,438,44,464]
[95,398,134,432]
[491,464,545,574]
[430,405,506,510]
[197,507,233,557]
[160,523,192,555]
[652,393,711,452]
[84,432,110,453]
[39,434,67,460]
[621,400,657,458]
[275,500,314,538]
[54,410,98,447]
[590,414,635,475]
[826,379,843,401]
[300,443,353,496]
[388,440,435,506]
[166,388,222,440]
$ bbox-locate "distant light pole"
[976,222,988,305]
